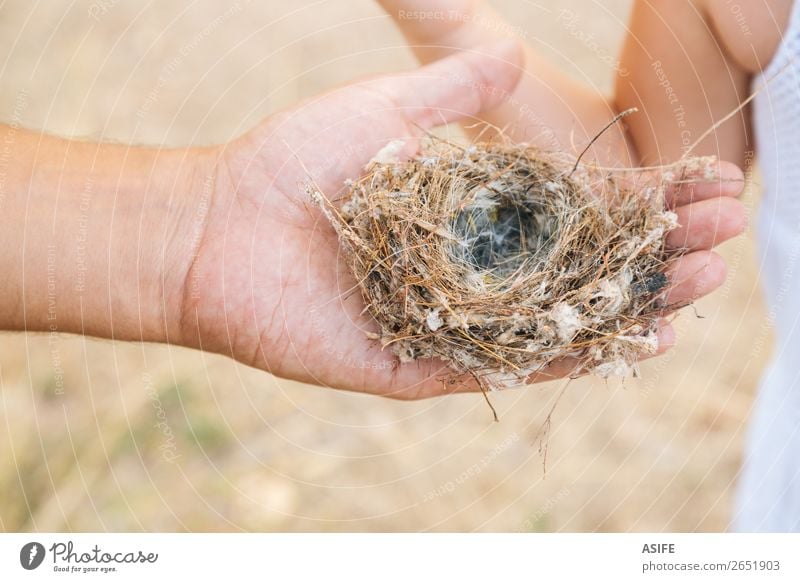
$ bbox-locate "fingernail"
[718,161,746,195]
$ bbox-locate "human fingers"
[665,196,747,251]
[665,159,745,207]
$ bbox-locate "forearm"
[381,0,633,164]
[482,46,631,163]
[616,0,752,166]
[0,125,211,344]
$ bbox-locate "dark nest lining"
[452,181,559,275]
[312,139,716,390]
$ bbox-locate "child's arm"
[616,0,792,167]
[378,0,633,165]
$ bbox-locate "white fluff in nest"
[594,359,632,378]
[592,269,633,315]
[549,302,583,343]
[369,140,407,165]
[312,140,710,391]
[426,309,444,332]
[468,186,502,211]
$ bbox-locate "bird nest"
[312,139,716,390]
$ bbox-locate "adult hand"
[182,39,743,399]
[180,41,528,398]
[4,35,744,401]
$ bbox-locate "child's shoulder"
[701,0,794,73]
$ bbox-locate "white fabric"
[734,0,800,532]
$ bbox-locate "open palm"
[181,40,745,400]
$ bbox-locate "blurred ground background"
[0,0,768,532]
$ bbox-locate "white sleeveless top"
[734,0,800,532]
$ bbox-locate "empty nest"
[312,138,716,390]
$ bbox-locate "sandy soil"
[0,0,769,531]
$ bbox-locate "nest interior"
[313,140,714,390]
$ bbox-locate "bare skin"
[0,44,527,400]
[0,26,747,401]
[376,0,748,387]
[616,0,794,165]
[378,0,633,162]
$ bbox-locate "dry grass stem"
[311,137,717,391]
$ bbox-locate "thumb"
[366,39,523,130]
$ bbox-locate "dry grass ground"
[0,0,769,532]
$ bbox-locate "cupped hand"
[181,37,745,400]
[182,41,526,398]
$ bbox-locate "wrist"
[0,126,218,346]
[65,140,219,346]
[141,143,221,347]
[173,131,291,368]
